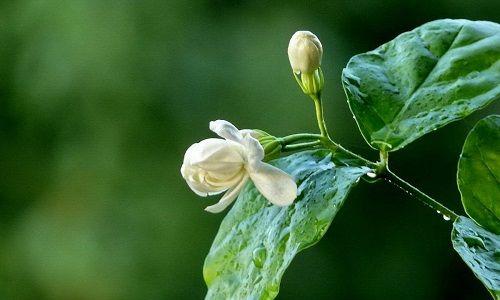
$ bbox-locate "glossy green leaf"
[458,115,500,234]
[342,19,500,151]
[204,150,370,299]
[452,216,500,299]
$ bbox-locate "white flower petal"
[181,138,246,196]
[239,129,259,139]
[205,176,249,213]
[248,162,297,206]
[209,120,243,143]
[186,176,227,196]
[242,135,265,163]
[203,169,246,189]
[183,120,298,212]
[288,31,323,74]
[186,138,244,168]
[181,164,228,196]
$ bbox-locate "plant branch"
[282,141,322,152]
[278,127,459,223]
[280,133,322,145]
[319,137,378,169]
[383,170,459,221]
[378,150,389,173]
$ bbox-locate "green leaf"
[342,19,500,151]
[203,150,370,299]
[458,115,500,234]
[452,216,500,299]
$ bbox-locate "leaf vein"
[391,25,465,125]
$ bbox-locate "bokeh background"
[0,0,499,299]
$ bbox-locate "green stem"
[383,170,459,221]
[282,141,322,152]
[377,150,389,174]
[287,71,458,223]
[280,133,322,145]
[310,94,330,139]
[280,133,377,169]
[316,137,457,222]
[279,132,458,222]
[278,128,458,222]
[320,137,378,169]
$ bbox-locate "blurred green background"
[0,0,498,299]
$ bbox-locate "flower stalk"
[282,140,322,152]
[310,93,330,139]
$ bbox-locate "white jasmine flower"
[181,120,297,213]
[287,31,323,74]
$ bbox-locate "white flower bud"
[181,120,297,213]
[287,31,323,74]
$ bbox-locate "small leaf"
[342,19,500,151]
[458,115,500,234]
[452,216,500,299]
[203,150,370,299]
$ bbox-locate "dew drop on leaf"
[252,246,267,269]
[366,172,377,178]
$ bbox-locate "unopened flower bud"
[288,31,324,95]
[288,31,323,74]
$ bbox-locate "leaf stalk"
[383,170,459,221]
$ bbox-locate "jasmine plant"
[181,19,500,299]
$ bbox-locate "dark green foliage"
[452,217,500,299]
[342,19,500,151]
[458,115,500,234]
[204,150,369,299]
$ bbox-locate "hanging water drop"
[366,172,377,178]
[252,246,267,268]
[442,215,451,221]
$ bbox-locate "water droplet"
[252,246,267,268]
[442,215,451,221]
[366,172,377,178]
